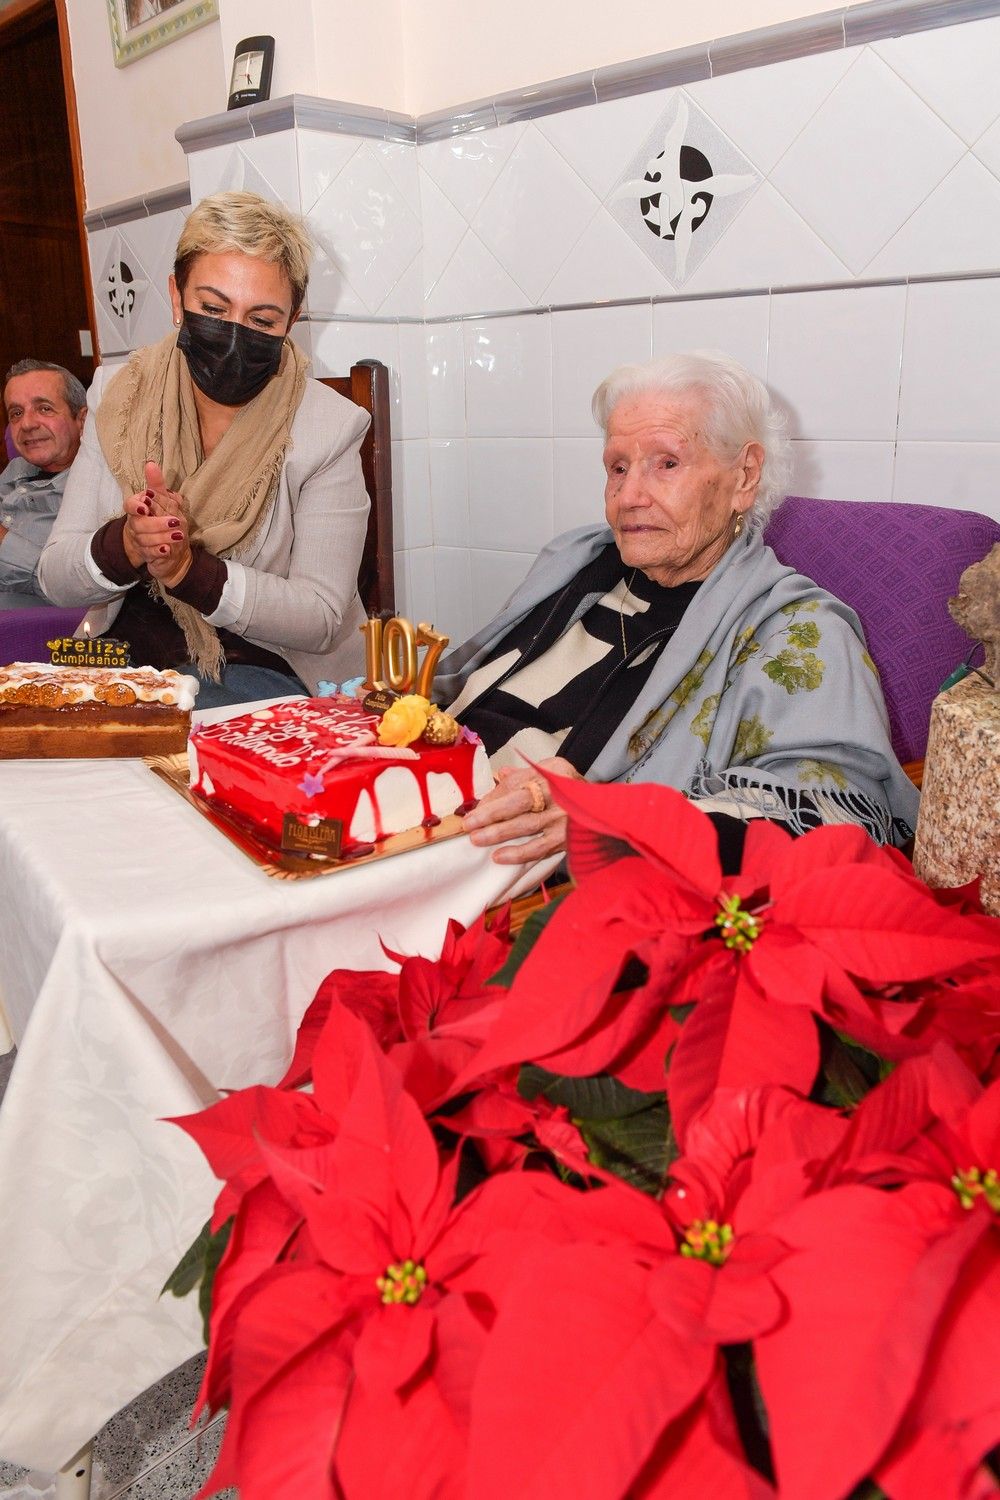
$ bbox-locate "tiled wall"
[86,12,1000,642]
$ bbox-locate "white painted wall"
[64,0,225,207]
[401,0,870,115]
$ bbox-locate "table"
[0,705,546,1472]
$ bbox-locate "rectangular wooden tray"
[0,719,191,759]
[145,752,468,881]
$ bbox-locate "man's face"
[4,371,85,474]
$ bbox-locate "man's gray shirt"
[0,457,68,599]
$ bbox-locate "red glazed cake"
[188,696,492,858]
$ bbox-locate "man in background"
[1,359,87,608]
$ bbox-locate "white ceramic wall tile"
[542,207,666,305]
[867,156,1000,280]
[873,16,1000,146]
[469,549,537,630]
[423,230,529,318]
[186,144,243,204]
[472,127,601,303]
[898,279,1000,442]
[120,209,184,297]
[464,314,551,437]
[308,145,422,314]
[972,112,1000,185]
[396,322,428,439]
[94,299,129,358]
[685,47,859,174]
[770,51,965,274]
[767,284,906,440]
[553,437,607,533]
[94,231,146,350]
[310,320,401,433]
[377,256,424,319]
[242,133,301,211]
[433,546,473,643]
[426,323,466,437]
[418,171,468,294]
[429,439,470,546]
[467,438,554,551]
[537,91,672,199]
[552,304,652,436]
[409,546,438,623]
[893,441,1000,519]
[288,320,312,362]
[373,139,422,219]
[296,129,360,215]
[652,293,769,379]
[393,440,433,549]
[418,124,525,222]
[607,94,758,288]
[305,243,370,319]
[787,440,897,502]
[129,284,174,350]
[682,183,849,295]
[393,548,411,616]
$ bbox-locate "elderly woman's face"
[603,392,762,587]
[168,251,297,334]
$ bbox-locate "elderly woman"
[438,353,919,868]
[38,192,368,705]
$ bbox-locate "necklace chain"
[620,569,638,657]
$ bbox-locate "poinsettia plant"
[167,776,1000,1500]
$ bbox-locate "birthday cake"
[0,662,199,757]
[188,694,492,859]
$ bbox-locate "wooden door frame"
[0,0,98,365]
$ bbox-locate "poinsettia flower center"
[376,1258,428,1306]
[679,1219,734,1266]
[714,894,762,952]
[951,1166,1000,1213]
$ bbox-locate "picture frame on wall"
[106,0,219,69]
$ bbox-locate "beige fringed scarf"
[94,330,308,680]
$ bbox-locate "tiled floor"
[0,1051,231,1500]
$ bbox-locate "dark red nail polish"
[145,490,155,500]
[158,545,170,554]
[167,517,180,527]
[170,531,183,541]
[136,505,149,516]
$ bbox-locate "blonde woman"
[39,192,369,705]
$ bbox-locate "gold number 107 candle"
[359,617,449,697]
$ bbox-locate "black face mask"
[176,310,285,406]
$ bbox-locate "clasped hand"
[122,460,193,587]
[462,757,581,865]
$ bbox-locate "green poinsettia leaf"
[161,1219,214,1299]
[487,891,570,988]
[199,1217,233,1342]
[580,1103,676,1195]
[518,1065,663,1120]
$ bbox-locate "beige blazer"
[37,365,371,692]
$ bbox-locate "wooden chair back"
[320,361,394,617]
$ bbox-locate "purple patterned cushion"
[0,606,84,667]
[764,497,1000,764]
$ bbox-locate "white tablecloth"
[0,708,545,1470]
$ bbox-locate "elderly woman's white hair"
[592,352,792,525]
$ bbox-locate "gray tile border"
[593,43,711,102]
[142,183,191,216]
[493,72,598,125]
[844,0,1000,46]
[708,10,847,75]
[417,101,499,141]
[175,107,253,153]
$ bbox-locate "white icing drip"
[0,663,199,710]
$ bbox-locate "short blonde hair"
[174,191,313,313]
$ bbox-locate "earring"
[733,513,744,538]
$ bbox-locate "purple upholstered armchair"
[764,497,1000,767]
[0,605,85,666]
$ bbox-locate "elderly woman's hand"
[462,756,582,866]
[122,461,193,586]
